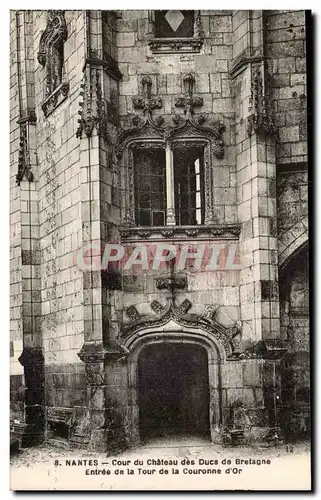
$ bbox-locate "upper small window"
[155,11,194,38]
[149,10,203,54]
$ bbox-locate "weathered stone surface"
[10,9,309,451]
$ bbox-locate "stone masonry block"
[211,45,232,59]
[210,73,221,94]
[267,11,305,30]
[242,361,263,387]
[195,55,216,73]
[195,73,210,93]
[210,15,232,33]
[167,74,181,94]
[119,76,138,96]
[279,125,300,143]
[278,57,295,73]
[221,363,243,388]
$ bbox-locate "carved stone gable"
[121,298,241,358]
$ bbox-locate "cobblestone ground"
[10,437,311,491]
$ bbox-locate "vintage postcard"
[9,9,311,491]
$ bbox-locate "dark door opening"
[138,343,210,441]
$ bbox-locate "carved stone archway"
[278,216,309,270]
[121,300,238,445]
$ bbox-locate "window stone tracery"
[117,75,226,230]
[37,10,69,117]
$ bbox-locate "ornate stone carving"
[126,306,140,322]
[119,224,241,240]
[16,114,36,186]
[38,10,67,94]
[77,342,126,363]
[123,208,135,227]
[178,299,192,314]
[156,276,187,291]
[137,229,151,238]
[85,363,104,386]
[227,321,242,339]
[247,62,276,137]
[117,111,225,160]
[149,38,204,54]
[76,64,108,140]
[212,140,225,160]
[38,10,68,115]
[78,343,106,363]
[154,116,164,127]
[203,305,218,322]
[117,78,163,158]
[161,229,174,237]
[41,82,69,117]
[210,225,241,238]
[117,81,226,228]
[174,74,203,118]
[107,87,119,127]
[132,76,163,116]
[169,118,225,161]
[151,300,165,315]
[121,297,237,357]
[175,95,203,111]
[185,228,199,237]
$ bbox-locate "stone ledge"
[229,51,264,79]
[41,81,69,118]
[77,342,127,363]
[227,340,288,361]
[119,224,241,241]
[85,51,123,81]
[148,37,204,54]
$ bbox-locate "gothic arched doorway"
[125,327,224,446]
[138,343,210,442]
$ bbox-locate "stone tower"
[10,10,310,450]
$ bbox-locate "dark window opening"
[155,11,194,38]
[49,421,69,440]
[174,146,205,226]
[134,148,166,227]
